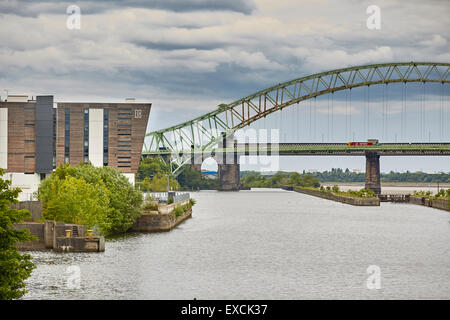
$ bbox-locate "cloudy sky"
[1,0,449,172]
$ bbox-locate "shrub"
[40,175,111,233]
[142,202,158,211]
[174,205,184,217]
[331,185,340,193]
[0,168,36,299]
[38,163,143,235]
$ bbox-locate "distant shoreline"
[322,182,450,188]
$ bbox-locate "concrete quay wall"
[409,196,450,212]
[293,187,380,206]
[129,208,192,232]
[14,221,104,252]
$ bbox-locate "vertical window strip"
[84,108,89,163]
[64,108,70,163]
[103,109,109,166]
[52,108,56,168]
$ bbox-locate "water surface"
[24,189,450,299]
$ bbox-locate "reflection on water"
[24,189,450,299]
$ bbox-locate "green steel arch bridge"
[142,62,450,192]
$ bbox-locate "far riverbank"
[321,182,450,195]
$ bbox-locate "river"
[23,189,450,299]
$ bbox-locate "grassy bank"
[312,185,377,199]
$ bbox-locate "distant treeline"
[137,158,219,191]
[240,171,320,188]
[241,168,450,183]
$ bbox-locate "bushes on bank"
[345,188,375,198]
[174,205,184,217]
[413,189,450,199]
[174,199,195,217]
[241,172,320,188]
[0,168,36,299]
[37,163,143,235]
[316,185,375,198]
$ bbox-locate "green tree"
[137,157,170,181]
[289,172,302,186]
[40,175,111,234]
[38,163,143,235]
[0,168,36,300]
[177,166,219,190]
[177,167,203,190]
[137,157,181,192]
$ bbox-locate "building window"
[84,109,89,163]
[53,108,57,169]
[103,109,109,166]
[64,108,70,163]
[117,108,132,169]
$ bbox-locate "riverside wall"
[293,187,380,206]
[129,208,192,232]
[409,196,450,212]
[13,221,104,252]
[10,201,42,221]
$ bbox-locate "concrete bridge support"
[218,163,240,191]
[218,135,240,191]
[365,152,381,195]
[190,146,204,174]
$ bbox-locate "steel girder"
[143,62,450,175]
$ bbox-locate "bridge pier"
[190,145,204,174]
[365,152,381,195]
[218,135,240,191]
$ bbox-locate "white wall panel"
[123,173,135,186]
[0,108,8,170]
[88,108,103,167]
[1,172,40,201]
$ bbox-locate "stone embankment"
[288,186,449,211]
[14,221,105,252]
[129,198,192,232]
[409,196,450,212]
[292,187,380,206]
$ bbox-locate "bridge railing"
[145,191,190,204]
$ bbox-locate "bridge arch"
[143,62,450,174]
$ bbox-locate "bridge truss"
[143,62,450,175]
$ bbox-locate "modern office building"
[0,95,151,200]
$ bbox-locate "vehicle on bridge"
[347,139,379,147]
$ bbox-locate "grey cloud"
[132,40,226,51]
[0,0,257,17]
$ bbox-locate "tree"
[177,167,203,190]
[137,157,181,192]
[0,168,36,300]
[137,157,170,181]
[40,175,111,234]
[289,172,302,186]
[38,163,143,235]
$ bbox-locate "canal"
[24,189,450,299]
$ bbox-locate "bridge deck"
[144,143,450,156]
